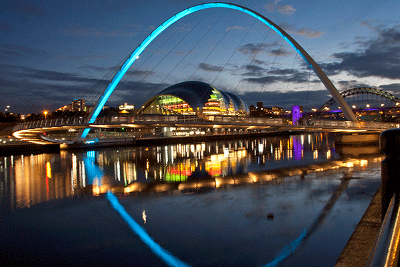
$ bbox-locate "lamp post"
[44,111,48,120]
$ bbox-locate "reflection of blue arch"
[80,2,356,139]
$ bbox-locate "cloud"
[60,26,140,37]
[125,70,155,77]
[270,47,291,57]
[9,1,46,17]
[236,90,330,109]
[253,59,266,65]
[241,64,266,76]
[238,41,280,56]
[198,63,223,72]
[280,23,324,39]
[264,0,296,16]
[320,22,400,79]
[0,63,167,114]
[0,42,47,59]
[378,83,400,96]
[78,65,108,72]
[242,67,310,84]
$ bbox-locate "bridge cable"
[187,14,243,82]
[279,52,298,109]
[305,62,311,111]
[118,15,194,102]
[155,11,232,94]
[256,39,285,101]
[125,11,220,106]
[231,27,271,95]
[208,18,259,91]
[186,13,248,103]
[53,54,131,122]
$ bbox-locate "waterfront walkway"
[335,186,382,266]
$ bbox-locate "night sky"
[1,0,400,114]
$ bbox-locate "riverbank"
[335,186,382,267]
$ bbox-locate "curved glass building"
[139,81,249,117]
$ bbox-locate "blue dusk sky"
[1,0,400,114]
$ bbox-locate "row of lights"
[317,102,400,111]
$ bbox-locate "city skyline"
[1,0,400,114]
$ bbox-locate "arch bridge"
[318,87,400,111]
[13,2,374,145]
[77,2,356,141]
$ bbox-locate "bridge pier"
[334,132,380,146]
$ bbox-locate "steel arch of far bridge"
[78,2,357,139]
[318,87,400,111]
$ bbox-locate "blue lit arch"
[80,2,356,139]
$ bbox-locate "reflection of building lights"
[346,162,354,168]
[249,173,257,183]
[215,178,221,188]
[258,143,263,154]
[313,150,318,159]
[360,160,368,167]
[142,210,147,224]
[46,162,51,179]
[326,150,331,159]
[93,186,100,196]
[224,147,229,158]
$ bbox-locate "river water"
[0,133,382,266]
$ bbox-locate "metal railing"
[12,115,400,132]
[367,128,400,266]
[367,193,400,267]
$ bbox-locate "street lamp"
[352,105,356,109]
[366,104,370,108]
[44,110,48,120]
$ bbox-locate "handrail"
[366,192,400,267]
[12,116,400,133]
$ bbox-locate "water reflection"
[0,133,379,210]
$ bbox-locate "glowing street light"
[352,105,356,109]
[43,110,48,120]
[381,103,385,107]
[366,104,370,108]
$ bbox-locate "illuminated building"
[118,103,136,114]
[138,81,248,118]
[72,99,85,112]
